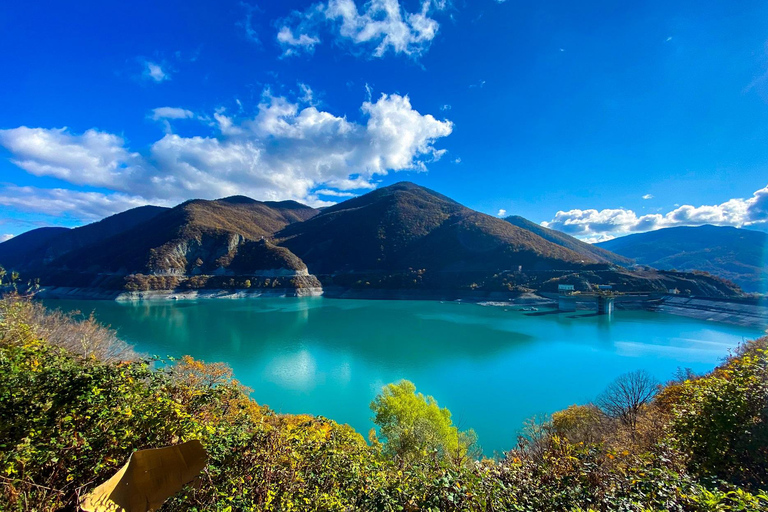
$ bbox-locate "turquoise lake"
[46,298,764,455]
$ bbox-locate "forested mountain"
[505,215,632,266]
[597,225,767,292]
[0,206,167,270]
[0,227,70,269]
[0,183,744,297]
[277,182,598,274]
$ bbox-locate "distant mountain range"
[0,182,742,298]
[597,225,767,293]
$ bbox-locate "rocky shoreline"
[35,286,324,301]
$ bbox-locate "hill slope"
[505,215,631,266]
[277,182,598,276]
[0,206,167,270]
[0,227,71,269]
[52,197,318,276]
[597,225,768,292]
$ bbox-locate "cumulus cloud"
[0,127,140,188]
[0,91,452,220]
[542,184,768,240]
[278,0,447,58]
[0,234,13,243]
[497,209,506,217]
[142,61,169,82]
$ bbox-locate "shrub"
[670,338,768,489]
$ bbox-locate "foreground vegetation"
[1,296,766,511]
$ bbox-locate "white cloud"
[142,61,169,82]
[316,189,357,197]
[277,26,321,56]
[279,0,447,58]
[150,107,197,134]
[497,209,506,217]
[0,91,452,220]
[542,184,768,240]
[0,234,13,243]
[642,193,653,200]
[0,127,140,188]
[440,104,451,111]
[0,186,162,220]
[151,107,195,120]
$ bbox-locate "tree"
[10,270,20,291]
[596,370,658,431]
[370,380,478,462]
[0,265,5,286]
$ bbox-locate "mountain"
[277,182,607,276]
[51,197,318,276]
[597,225,768,292]
[0,206,167,270]
[0,227,70,269]
[0,183,744,298]
[505,215,632,266]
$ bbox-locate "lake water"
[46,298,764,455]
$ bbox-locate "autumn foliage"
[1,295,766,511]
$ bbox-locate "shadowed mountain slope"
[277,182,599,274]
[0,206,168,270]
[597,225,768,293]
[505,215,632,266]
[0,227,71,269]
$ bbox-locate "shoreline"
[34,286,767,329]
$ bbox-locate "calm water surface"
[46,298,763,454]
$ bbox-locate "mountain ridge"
[597,225,767,292]
[0,183,744,298]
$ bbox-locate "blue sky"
[1,0,767,242]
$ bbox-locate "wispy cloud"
[142,60,170,82]
[0,186,160,221]
[151,107,195,120]
[149,107,198,134]
[277,26,321,56]
[239,2,261,44]
[315,189,357,197]
[642,194,653,200]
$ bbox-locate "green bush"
[669,338,768,489]
[1,296,767,511]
